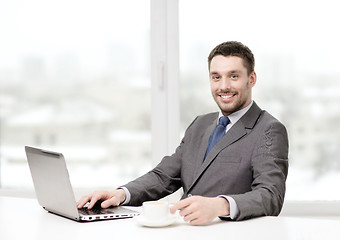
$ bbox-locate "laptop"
[25,146,139,222]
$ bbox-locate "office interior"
[0,0,340,237]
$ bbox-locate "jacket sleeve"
[229,120,289,221]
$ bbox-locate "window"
[179,0,340,200]
[0,0,151,189]
[2,0,339,202]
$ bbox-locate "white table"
[1,196,340,240]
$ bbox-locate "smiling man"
[77,41,289,225]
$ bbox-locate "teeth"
[221,95,233,99]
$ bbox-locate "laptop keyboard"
[79,207,114,215]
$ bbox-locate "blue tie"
[204,116,230,160]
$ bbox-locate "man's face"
[209,55,256,116]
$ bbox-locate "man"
[77,41,289,225]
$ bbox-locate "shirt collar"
[218,101,253,125]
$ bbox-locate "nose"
[219,76,231,91]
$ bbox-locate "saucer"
[136,215,177,227]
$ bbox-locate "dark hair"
[208,41,255,75]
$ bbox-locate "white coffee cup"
[142,201,173,221]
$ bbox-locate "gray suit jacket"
[123,102,289,221]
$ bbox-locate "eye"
[230,74,238,80]
[211,75,220,81]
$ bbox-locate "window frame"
[150,0,180,166]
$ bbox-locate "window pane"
[179,0,340,200]
[0,0,151,189]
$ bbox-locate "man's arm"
[229,120,289,220]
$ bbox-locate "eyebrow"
[209,70,242,75]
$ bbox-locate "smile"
[221,95,233,99]
[219,92,236,100]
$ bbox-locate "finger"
[101,197,120,208]
[181,209,205,226]
[178,205,193,217]
[183,210,201,224]
[189,217,204,226]
[87,195,101,209]
[187,211,213,226]
[170,198,192,213]
[178,200,199,217]
[77,196,91,209]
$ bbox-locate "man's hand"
[76,189,126,209]
[170,196,230,226]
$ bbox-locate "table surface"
[1,196,340,240]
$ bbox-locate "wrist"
[115,189,126,204]
[216,196,230,216]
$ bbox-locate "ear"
[249,71,257,87]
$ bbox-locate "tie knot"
[218,116,230,127]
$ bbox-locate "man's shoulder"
[254,110,288,139]
[185,112,218,130]
[260,110,285,127]
[241,102,287,132]
[197,112,219,120]
[195,112,219,124]
[249,102,284,124]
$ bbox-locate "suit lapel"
[192,114,218,178]
[189,122,247,191]
[187,102,263,193]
